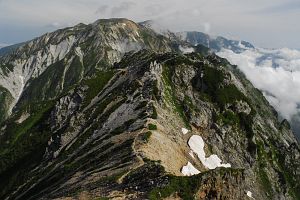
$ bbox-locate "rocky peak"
[0,18,175,123]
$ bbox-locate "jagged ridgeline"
[0,18,299,200]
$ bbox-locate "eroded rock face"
[0,19,299,200]
[0,18,174,124]
[194,169,245,200]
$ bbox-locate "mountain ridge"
[138,20,300,140]
[0,18,299,200]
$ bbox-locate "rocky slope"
[0,18,299,200]
[0,18,175,122]
[175,30,300,140]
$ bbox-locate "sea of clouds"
[217,47,300,138]
[0,43,8,49]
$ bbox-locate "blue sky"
[0,0,299,48]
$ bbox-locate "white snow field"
[188,135,231,169]
[181,161,200,176]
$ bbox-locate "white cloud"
[203,22,211,34]
[0,0,299,48]
[217,47,300,120]
[0,43,9,46]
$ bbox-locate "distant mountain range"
[0,43,24,56]
[177,31,255,53]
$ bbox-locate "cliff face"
[0,18,174,121]
[0,19,299,200]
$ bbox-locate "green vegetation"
[239,112,255,139]
[148,123,157,130]
[149,176,199,200]
[151,105,158,119]
[140,30,153,45]
[256,139,300,199]
[0,100,54,154]
[256,142,274,199]
[217,110,240,126]
[200,65,258,154]
[82,70,115,107]
[201,65,248,109]
[15,56,83,108]
[64,56,84,88]
[141,131,152,142]
[183,96,198,112]
[1,41,298,200]
[161,64,191,129]
[215,85,245,108]
[202,65,225,95]
[18,60,66,106]
[269,141,300,199]
[238,111,257,155]
[152,80,160,100]
[164,55,194,67]
[0,100,55,197]
[148,168,244,200]
[258,168,273,199]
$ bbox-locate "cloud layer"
[217,48,300,121]
[0,0,299,48]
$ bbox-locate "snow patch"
[246,191,254,199]
[179,45,194,54]
[188,135,231,169]
[181,162,200,176]
[181,128,189,135]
